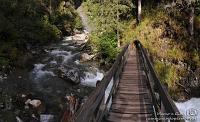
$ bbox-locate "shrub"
[154,60,178,88]
[97,32,119,62]
[75,15,83,30]
[0,57,10,67]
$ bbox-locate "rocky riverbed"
[0,30,104,122]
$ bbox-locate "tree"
[189,7,194,36]
[89,0,133,47]
[137,0,142,24]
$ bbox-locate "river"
[0,31,104,121]
[175,98,200,122]
[0,4,105,121]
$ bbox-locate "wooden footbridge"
[63,40,183,122]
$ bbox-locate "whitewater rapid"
[81,72,104,87]
[175,98,200,122]
[31,32,104,88]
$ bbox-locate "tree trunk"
[117,0,120,47]
[155,0,161,6]
[189,7,194,36]
[49,0,52,15]
[137,0,142,24]
[188,7,198,50]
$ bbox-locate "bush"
[97,32,119,62]
[154,60,178,88]
[53,1,83,34]
[0,0,80,69]
[41,15,61,42]
[75,16,83,30]
[0,57,10,67]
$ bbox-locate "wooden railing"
[68,42,133,122]
[134,40,184,122]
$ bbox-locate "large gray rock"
[58,66,81,84]
[80,53,94,62]
[25,99,41,108]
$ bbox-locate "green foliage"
[0,57,10,67]
[97,32,119,62]
[154,59,184,99]
[40,15,61,42]
[53,1,83,34]
[83,0,134,63]
[191,50,200,67]
[84,0,134,34]
[154,60,178,87]
[75,16,83,30]
[0,0,80,68]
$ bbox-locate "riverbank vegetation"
[83,0,200,100]
[0,0,83,71]
[83,0,134,66]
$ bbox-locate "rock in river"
[25,99,41,108]
[80,53,94,62]
[58,66,81,84]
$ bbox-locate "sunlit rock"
[58,66,81,84]
[80,53,94,62]
[25,99,41,108]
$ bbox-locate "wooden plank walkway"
[106,47,154,122]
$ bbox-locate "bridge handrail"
[134,40,183,121]
[69,42,133,122]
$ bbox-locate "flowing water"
[175,98,200,122]
[0,3,103,121]
[0,32,104,121]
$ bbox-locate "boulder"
[25,99,41,108]
[80,53,94,62]
[74,29,82,34]
[58,66,81,84]
[29,100,42,108]
[25,99,31,105]
[25,99,45,114]
[16,116,23,122]
[73,33,87,41]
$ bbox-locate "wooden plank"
[122,71,138,73]
[113,94,150,100]
[110,108,153,114]
[118,85,147,88]
[116,90,148,94]
[118,84,145,86]
[108,112,153,118]
[117,86,146,89]
[106,113,153,122]
[117,88,147,92]
[112,101,152,106]
[119,81,144,84]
